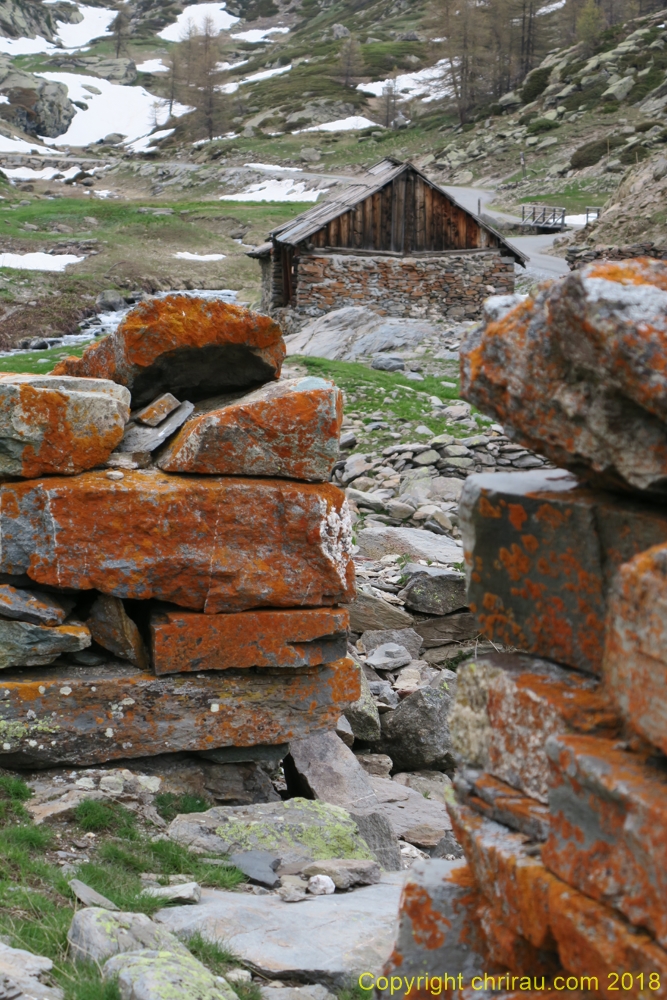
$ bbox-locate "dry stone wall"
[385,257,667,996]
[0,295,359,770]
[293,252,516,321]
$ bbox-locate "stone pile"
[385,258,667,997]
[0,294,360,770]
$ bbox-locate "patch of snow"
[93,189,116,198]
[0,252,85,271]
[158,2,239,41]
[230,26,289,43]
[565,214,593,225]
[56,5,116,47]
[537,0,566,13]
[357,60,452,103]
[37,73,191,146]
[0,4,116,54]
[136,59,169,73]
[0,134,50,154]
[174,251,226,260]
[0,35,54,55]
[216,59,248,70]
[0,96,8,105]
[220,63,292,94]
[1,165,81,181]
[296,116,381,133]
[220,178,329,202]
[124,128,175,153]
[244,162,303,172]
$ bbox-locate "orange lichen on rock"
[0,656,360,768]
[446,797,559,949]
[0,373,130,478]
[603,542,667,755]
[548,880,667,1000]
[460,258,667,493]
[0,470,355,612]
[477,900,560,977]
[54,296,286,406]
[157,377,343,481]
[543,734,667,949]
[150,607,349,674]
[459,470,667,672]
[383,858,492,999]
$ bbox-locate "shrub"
[527,117,561,135]
[521,67,551,104]
[570,135,625,168]
[618,144,650,164]
[74,799,137,835]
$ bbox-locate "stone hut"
[248,158,526,322]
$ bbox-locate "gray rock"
[302,858,381,889]
[167,799,375,868]
[368,777,452,847]
[69,878,119,911]
[103,948,235,1000]
[332,23,351,38]
[398,571,467,615]
[260,987,334,1000]
[87,594,147,669]
[0,584,74,626]
[67,908,188,964]
[0,618,90,669]
[415,613,479,648]
[371,356,405,372]
[335,714,354,746]
[0,941,63,1000]
[339,431,357,450]
[288,732,402,871]
[288,731,378,812]
[357,526,463,564]
[96,289,126,312]
[447,659,495,768]
[343,658,381,742]
[358,628,422,659]
[432,831,465,859]
[377,673,457,771]
[355,753,393,777]
[365,643,412,670]
[392,770,452,804]
[284,308,439,362]
[155,878,406,986]
[348,592,413,632]
[229,850,281,888]
[602,75,635,100]
[368,680,399,709]
[0,64,76,138]
[141,882,201,904]
[117,401,194,453]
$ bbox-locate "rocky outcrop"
[0,57,77,138]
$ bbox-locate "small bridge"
[520,204,566,231]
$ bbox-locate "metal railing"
[521,204,566,227]
[584,206,602,224]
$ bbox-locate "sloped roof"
[265,159,527,265]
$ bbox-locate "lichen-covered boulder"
[0,373,130,477]
[167,798,375,868]
[102,949,237,1000]
[68,908,189,964]
[157,377,343,482]
[461,258,667,494]
[53,296,286,406]
[0,470,355,612]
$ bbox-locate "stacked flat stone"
[0,295,359,769]
[383,259,667,998]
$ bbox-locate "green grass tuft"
[74,799,138,837]
[154,792,211,823]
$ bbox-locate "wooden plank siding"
[301,167,500,255]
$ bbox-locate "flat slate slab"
[155,876,405,986]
